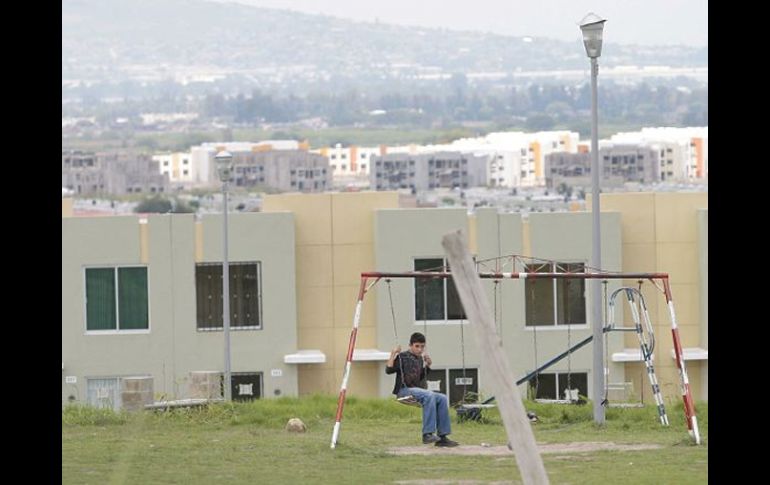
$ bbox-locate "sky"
[220,0,707,47]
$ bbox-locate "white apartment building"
[609,127,708,182]
[172,140,306,187]
[400,131,581,188]
[153,152,195,185]
[312,144,380,188]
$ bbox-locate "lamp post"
[215,150,234,401]
[580,13,606,425]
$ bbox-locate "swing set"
[329,255,701,449]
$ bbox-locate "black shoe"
[422,433,440,444]
[435,436,459,447]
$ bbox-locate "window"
[426,368,479,405]
[414,258,465,321]
[196,262,261,330]
[525,262,585,326]
[86,377,121,410]
[85,267,149,332]
[231,372,263,401]
[529,372,588,400]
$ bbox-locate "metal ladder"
[608,287,669,426]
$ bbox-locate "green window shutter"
[86,268,116,330]
[118,267,149,330]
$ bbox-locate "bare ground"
[388,441,663,456]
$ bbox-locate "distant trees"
[135,196,172,213]
[172,198,196,213]
[195,82,708,129]
[134,196,196,213]
[74,80,708,133]
[525,114,555,131]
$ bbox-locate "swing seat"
[455,403,497,421]
[396,395,421,407]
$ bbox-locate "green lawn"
[62,396,707,484]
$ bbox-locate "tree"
[525,114,555,131]
[172,198,195,213]
[135,196,172,213]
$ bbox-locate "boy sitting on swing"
[386,332,459,447]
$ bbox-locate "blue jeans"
[398,387,452,436]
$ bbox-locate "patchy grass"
[63,396,707,484]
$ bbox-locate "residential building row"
[62,127,706,196]
[545,144,662,188]
[62,191,707,410]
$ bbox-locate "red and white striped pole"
[663,279,701,445]
[330,277,369,449]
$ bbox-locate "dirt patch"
[394,481,514,485]
[388,442,662,456]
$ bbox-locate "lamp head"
[215,151,234,182]
[579,13,606,58]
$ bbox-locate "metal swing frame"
[330,268,701,449]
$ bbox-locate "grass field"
[62,395,707,484]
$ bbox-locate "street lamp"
[215,150,234,402]
[580,13,606,425]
